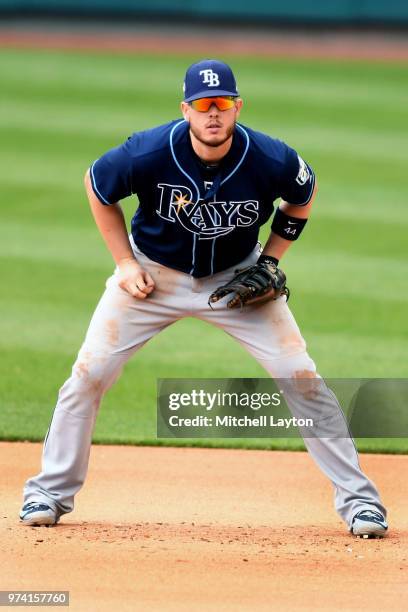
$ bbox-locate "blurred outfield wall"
[1,0,408,24]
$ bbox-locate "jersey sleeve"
[279,144,316,206]
[90,136,136,205]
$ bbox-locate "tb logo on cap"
[199,69,220,87]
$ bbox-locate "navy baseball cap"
[183,59,239,102]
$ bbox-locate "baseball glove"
[208,258,290,309]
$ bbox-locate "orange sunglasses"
[189,96,237,112]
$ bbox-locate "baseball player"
[20,59,387,538]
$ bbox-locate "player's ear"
[235,98,243,118]
[181,101,190,121]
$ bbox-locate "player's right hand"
[117,257,155,299]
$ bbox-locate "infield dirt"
[2,442,408,611]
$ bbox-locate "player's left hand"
[208,260,289,309]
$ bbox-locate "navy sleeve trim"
[290,172,316,206]
[90,161,111,205]
[279,147,316,206]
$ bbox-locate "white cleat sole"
[20,513,57,527]
[352,523,387,539]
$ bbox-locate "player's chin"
[201,133,230,147]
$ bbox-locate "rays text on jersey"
[156,183,259,239]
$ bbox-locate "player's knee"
[70,352,120,397]
[263,352,320,402]
[263,351,317,379]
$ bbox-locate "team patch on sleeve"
[278,144,315,206]
[295,155,311,186]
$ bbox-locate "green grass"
[0,49,407,453]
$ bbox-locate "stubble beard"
[190,121,236,148]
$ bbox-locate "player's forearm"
[84,170,136,266]
[261,232,294,261]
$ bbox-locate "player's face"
[181,97,243,148]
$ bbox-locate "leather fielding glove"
[208,256,290,309]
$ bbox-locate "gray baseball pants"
[23,244,386,526]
